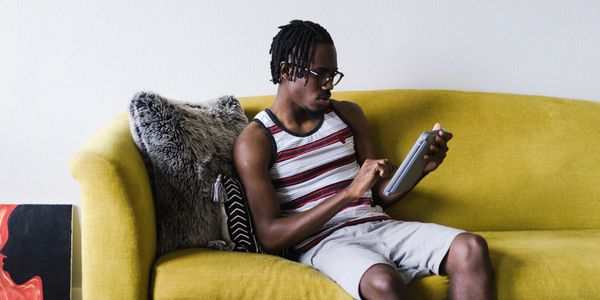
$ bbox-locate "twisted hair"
[269,20,333,85]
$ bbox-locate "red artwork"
[0,204,44,300]
[0,204,72,300]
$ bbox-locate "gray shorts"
[298,219,465,299]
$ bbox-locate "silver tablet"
[383,130,443,197]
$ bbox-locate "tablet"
[383,130,443,197]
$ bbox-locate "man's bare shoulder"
[331,99,368,126]
[234,121,272,169]
[237,121,266,141]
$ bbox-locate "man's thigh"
[297,220,464,297]
[373,220,465,281]
[298,222,397,299]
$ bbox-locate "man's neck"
[270,88,324,135]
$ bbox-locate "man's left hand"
[423,123,453,174]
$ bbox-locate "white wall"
[1,0,599,295]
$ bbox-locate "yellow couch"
[70,89,600,299]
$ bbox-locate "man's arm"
[331,100,452,209]
[233,122,392,254]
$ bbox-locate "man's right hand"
[345,158,395,199]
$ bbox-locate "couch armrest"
[70,114,156,299]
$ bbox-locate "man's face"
[284,43,338,115]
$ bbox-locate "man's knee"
[359,264,409,299]
[447,233,492,273]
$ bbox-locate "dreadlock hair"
[269,20,334,85]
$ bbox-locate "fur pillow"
[128,92,248,255]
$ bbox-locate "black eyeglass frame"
[304,68,345,87]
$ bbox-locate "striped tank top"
[254,107,390,253]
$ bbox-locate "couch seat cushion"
[479,229,600,299]
[153,230,600,299]
[152,248,351,299]
[409,229,600,299]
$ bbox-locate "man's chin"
[317,98,330,107]
[299,97,328,117]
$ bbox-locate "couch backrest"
[240,90,600,232]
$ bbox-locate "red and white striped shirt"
[254,107,390,253]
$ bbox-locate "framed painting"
[0,204,72,300]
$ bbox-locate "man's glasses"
[304,68,344,87]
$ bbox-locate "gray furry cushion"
[128,92,248,255]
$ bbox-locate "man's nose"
[322,80,334,91]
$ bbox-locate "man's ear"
[279,61,290,82]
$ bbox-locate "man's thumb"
[432,123,442,130]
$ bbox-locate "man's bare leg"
[359,263,410,300]
[440,233,494,300]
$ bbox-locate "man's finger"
[440,131,453,142]
[377,167,388,178]
[434,136,449,152]
[377,164,390,177]
[373,165,384,176]
[429,144,441,153]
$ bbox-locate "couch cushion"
[214,173,263,253]
[409,229,600,299]
[152,230,600,299]
[152,248,351,299]
[479,229,600,299]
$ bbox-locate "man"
[234,20,493,299]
